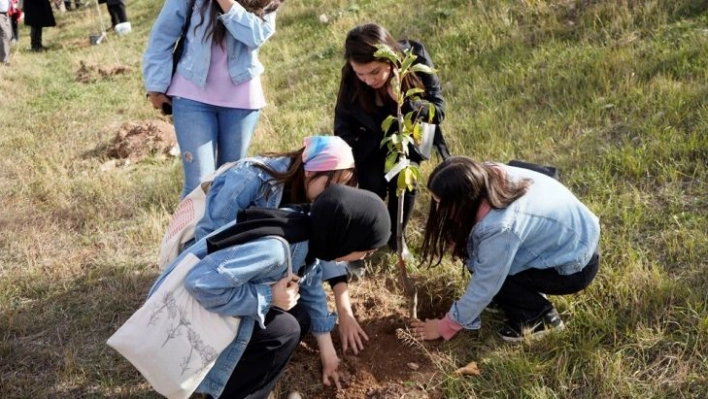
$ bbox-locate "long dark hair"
[420,157,532,266]
[195,0,284,45]
[255,148,357,205]
[337,23,424,114]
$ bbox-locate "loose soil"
[105,120,177,162]
[278,275,452,399]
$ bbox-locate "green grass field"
[1,0,707,397]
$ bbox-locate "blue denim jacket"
[194,156,348,281]
[449,164,601,329]
[149,221,335,398]
[143,0,276,93]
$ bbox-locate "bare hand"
[271,276,299,311]
[320,349,341,389]
[338,313,368,355]
[410,318,442,341]
[146,92,170,111]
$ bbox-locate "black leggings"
[217,304,311,399]
[493,251,600,323]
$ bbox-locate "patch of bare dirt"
[76,61,132,83]
[279,276,450,399]
[105,120,177,163]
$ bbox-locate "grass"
[1,0,707,398]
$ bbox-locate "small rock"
[318,13,328,24]
[407,362,420,370]
[287,392,303,399]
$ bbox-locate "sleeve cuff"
[438,313,463,341]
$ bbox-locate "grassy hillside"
[1,0,707,398]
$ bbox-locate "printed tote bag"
[107,253,239,399]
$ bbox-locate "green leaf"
[427,103,436,122]
[410,63,436,75]
[412,123,422,144]
[374,44,399,65]
[380,135,392,148]
[399,53,418,76]
[381,115,396,133]
[405,88,425,98]
[385,152,398,172]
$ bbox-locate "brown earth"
[105,120,177,162]
[278,274,453,399]
[76,60,132,83]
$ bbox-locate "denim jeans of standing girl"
[172,97,260,198]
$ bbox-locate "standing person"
[99,0,128,30]
[0,0,10,64]
[8,0,20,44]
[144,0,283,198]
[150,185,391,398]
[411,156,601,342]
[23,0,55,52]
[334,22,445,251]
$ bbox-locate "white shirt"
[0,0,10,13]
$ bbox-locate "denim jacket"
[143,0,277,93]
[449,164,601,329]
[194,156,349,282]
[149,220,335,398]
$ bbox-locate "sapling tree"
[375,44,436,320]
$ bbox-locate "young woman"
[334,22,445,250]
[411,157,601,342]
[143,0,283,198]
[192,135,369,355]
[151,185,391,398]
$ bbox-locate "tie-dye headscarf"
[302,136,355,172]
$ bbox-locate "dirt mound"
[280,276,445,399]
[76,61,132,83]
[106,120,177,162]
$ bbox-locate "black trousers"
[357,161,417,249]
[217,304,311,399]
[30,26,42,50]
[107,3,128,27]
[493,251,600,324]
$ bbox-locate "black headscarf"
[308,185,391,261]
[206,185,390,262]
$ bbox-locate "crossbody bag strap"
[180,0,197,41]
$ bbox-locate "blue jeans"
[172,97,260,198]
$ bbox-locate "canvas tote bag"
[109,237,293,399]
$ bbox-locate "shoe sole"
[499,320,565,343]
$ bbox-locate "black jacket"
[23,0,56,28]
[334,40,445,166]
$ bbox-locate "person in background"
[99,0,128,30]
[150,185,391,398]
[144,0,283,198]
[8,0,20,44]
[334,22,445,253]
[410,156,601,343]
[0,0,10,64]
[23,0,55,52]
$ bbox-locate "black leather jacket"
[334,40,446,165]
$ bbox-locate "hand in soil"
[410,318,442,341]
[338,313,369,355]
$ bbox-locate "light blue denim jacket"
[149,220,335,398]
[449,164,601,329]
[142,0,276,93]
[194,156,349,281]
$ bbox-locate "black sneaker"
[498,308,565,343]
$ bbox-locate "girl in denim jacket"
[190,135,370,355]
[143,0,283,198]
[151,185,390,398]
[411,156,601,342]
